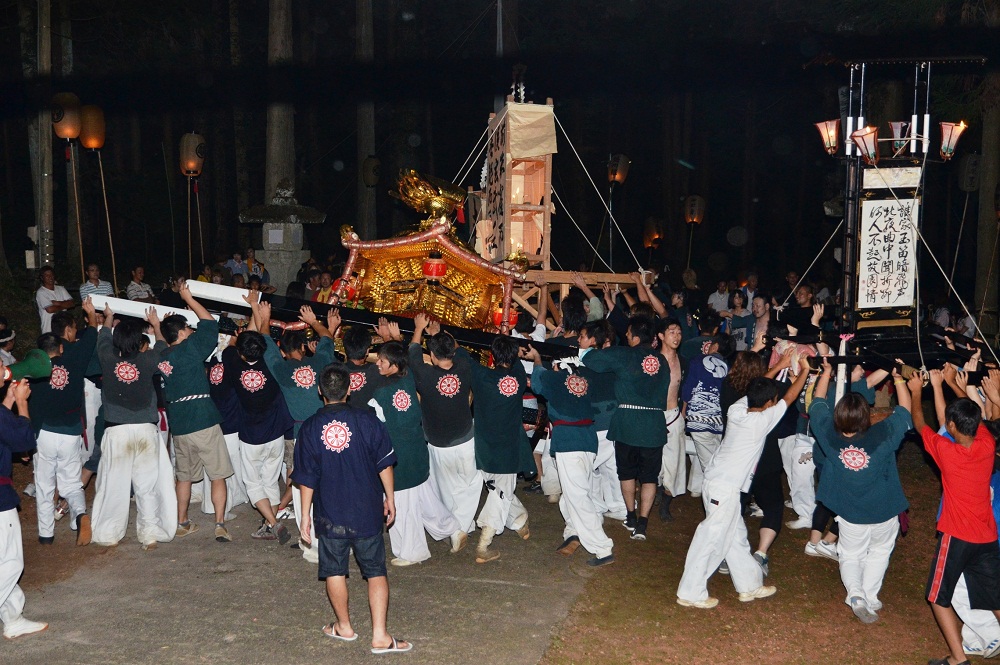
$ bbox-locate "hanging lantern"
[51,93,81,140]
[850,126,879,165]
[362,155,380,187]
[889,121,909,153]
[492,308,519,329]
[331,277,356,302]
[940,121,967,161]
[608,154,630,185]
[79,105,106,150]
[180,132,206,176]
[814,120,839,155]
[422,250,447,284]
[684,195,706,225]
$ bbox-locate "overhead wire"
[551,187,613,272]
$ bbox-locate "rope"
[778,218,845,308]
[553,113,644,270]
[551,187,613,272]
[451,123,490,184]
[452,106,507,188]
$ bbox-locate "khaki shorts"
[284,438,295,472]
[174,425,235,482]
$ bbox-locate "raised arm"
[411,312,430,347]
[299,305,334,340]
[781,358,811,406]
[813,356,832,400]
[892,369,912,413]
[81,296,98,329]
[178,279,213,321]
[908,372,927,433]
[146,308,165,343]
[928,369,947,428]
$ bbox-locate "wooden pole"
[96,152,119,295]
[195,178,205,268]
[187,176,192,277]
[69,146,84,281]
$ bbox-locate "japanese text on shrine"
[857,198,918,309]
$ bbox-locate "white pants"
[557,451,613,559]
[91,423,178,546]
[687,447,704,495]
[33,430,87,538]
[291,485,318,563]
[389,478,462,562]
[0,508,26,627]
[428,437,482,534]
[202,432,249,515]
[240,437,284,507]
[659,408,687,496]
[82,378,101,464]
[836,516,899,608]
[690,431,722,476]
[954,573,1000,654]
[778,434,816,519]
[477,472,527,536]
[677,479,763,602]
[591,430,626,519]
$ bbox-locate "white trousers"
[476,472,527,536]
[690,431,722,475]
[954,573,1000,653]
[659,408,687,496]
[687,447,704,495]
[778,434,816,519]
[0,508,26,627]
[557,451,613,559]
[428,437,482,534]
[240,437,284,507]
[33,430,87,538]
[677,479,763,601]
[201,432,249,515]
[836,516,899,608]
[389,478,462,562]
[591,430,626,518]
[291,486,318,564]
[90,423,178,546]
[82,378,101,464]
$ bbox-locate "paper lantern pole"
[80,105,119,295]
[180,133,206,276]
[52,93,85,282]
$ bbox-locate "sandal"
[322,623,358,642]
[371,636,413,654]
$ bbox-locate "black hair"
[946,398,983,437]
[746,377,781,409]
[160,314,190,345]
[247,275,263,288]
[50,311,77,337]
[513,313,535,335]
[833,393,871,435]
[656,317,682,335]
[131,264,144,274]
[236,330,266,361]
[280,329,308,355]
[285,281,306,300]
[319,362,350,401]
[426,331,457,360]
[560,296,587,334]
[627,315,656,345]
[112,319,148,358]
[582,320,614,349]
[306,268,322,280]
[343,326,372,361]
[37,332,63,356]
[698,310,721,335]
[712,334,736,359]
[377,341,408,376]
[630,302,657,318]
[491,335,519,368]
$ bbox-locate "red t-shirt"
[921,424,998,543]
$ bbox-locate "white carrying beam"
[86,295,216,327]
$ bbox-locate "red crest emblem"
[497,375,519,397]
[321,420,352,453]
[436,374,460,397]
[240,369,266,392]
[158,360,173,377]
[392,389,412,412]
[565,374,589,397]
[292,366,317,389]
[49,366,69,390]
[114,361,140,385]
[839,445,870,472]
[209,363,224,385]
[641,355,661,376]
[349,371,366,391]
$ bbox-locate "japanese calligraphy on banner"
[857,197,918,309]
[482,116,508,262]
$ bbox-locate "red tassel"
[456,206,466,224]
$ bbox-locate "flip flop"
[322,623,358,642]
[371,636,413,654]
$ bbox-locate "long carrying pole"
[186,176,192,277]
[68,144,84,282]
[194,178,205,268]
[96,151,119,295]
[686,223,695,270]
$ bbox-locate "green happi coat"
[370,373,427,491]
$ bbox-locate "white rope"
[452,106,508,186]
[551,187,613,272]
[778,217,845,308]
[451,124,490,184]
[553,113,644,270]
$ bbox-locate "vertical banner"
[857,197,918,309]
[483,113,508,262]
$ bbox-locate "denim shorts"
[318,532,387,580]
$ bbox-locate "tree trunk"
[975,92,1000,338]
[229,0,251,251]
[60,0,82,281]
[356,0,376,240]
[265,0,294,199]
[18,1,40,266]
[36,0,54,268]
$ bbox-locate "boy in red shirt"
[911,369,1000,665]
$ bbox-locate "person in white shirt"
[35,266,74,334]
[78,263,115,300]
[707,281,730,313]
[676,355,809,609]
[125,265,157,303]
[0,329,15,367]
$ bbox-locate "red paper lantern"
[331,278,356,301]
[492,308,519,329]
[422,251,446,284]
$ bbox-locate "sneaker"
[557,536,581,556]
[849,596,878,624]
[547,493,561,504]
[214,524,232,542]
[717,560,730,575]
[54,499,69,520]
[2,616,48,639]
[449,530,468,553]
[630,524,647,541]
[677,596,719,609]
[38,536,54,545]
[658,495,674,522]
[784,499,793,509]
[984,638,1000,658]
[23,483,35,498]
[689,491,702,498]
[587,554,615,567]
[622,514,637,532]
[76,514,91,547]
[175,521,199,537]
[748,503,763,518]
[390,557,420,567]
[786,516,812,530]
[753,551,769,577]
[813,540,838,561]
[524,481,543,494]
[738,585,777,602]
[275,507,295,520]
[964,643,985,657]
[273,522,291,545]
[251,520,277,541]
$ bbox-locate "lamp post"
[684,195,705,270]
[180,132,206,276]
[592,154,631,271]
[51,92,84,282]
[79,104,119,296]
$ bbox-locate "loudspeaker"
[2,349,52,382]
